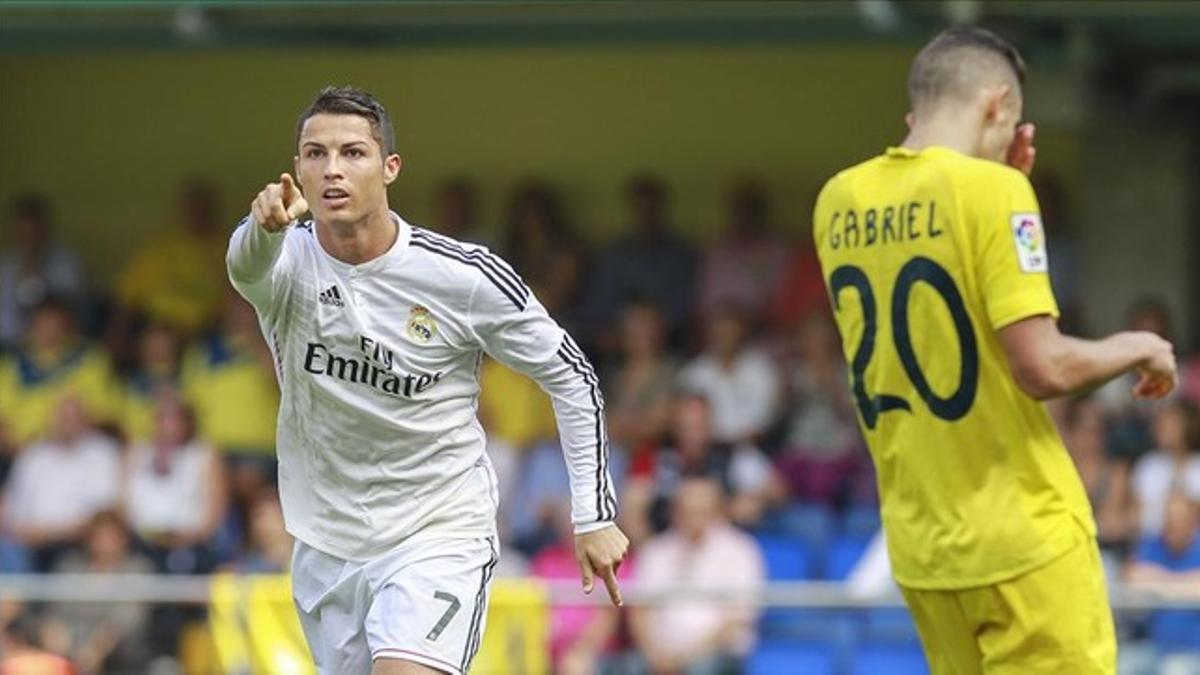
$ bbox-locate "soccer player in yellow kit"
[814,27,1177,674]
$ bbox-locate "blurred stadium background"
[1,1,1200,673]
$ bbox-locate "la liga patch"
[1011,213,1048,273]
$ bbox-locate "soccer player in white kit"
[227,87,629,675]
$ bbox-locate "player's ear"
[383,154,402,185]
[984,84,1012,122]
[904,112,915,130]
[293,155,301,180]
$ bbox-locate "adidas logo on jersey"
[319,286,345,307]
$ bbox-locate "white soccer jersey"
[227,212,617,561]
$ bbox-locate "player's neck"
[901,113,981,158]
[316,208,398,266]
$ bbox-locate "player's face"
[295,114,401,228]
[978,85,1023,163]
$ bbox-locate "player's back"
[813,146,1094,589]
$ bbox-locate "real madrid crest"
[406,305,437,344]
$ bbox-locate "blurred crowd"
[0,175,1197,674]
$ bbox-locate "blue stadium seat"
[759,503,835,552]
[1150,609,1200,651]
[825,533,874,581]
[863,607,922,645]
[849,643,929,675]
[760,608,857,645]
[755,533,815,580]
[840,505,882,537]
[747,641,838,675]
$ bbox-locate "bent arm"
[998,315,1161,400]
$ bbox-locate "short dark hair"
[296,86,396,156]
[909,27,1026,109]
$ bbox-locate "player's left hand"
[1007,122,1037,176]
[575,524,630,607]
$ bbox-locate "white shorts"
[291,536,499,675]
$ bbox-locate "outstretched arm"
[227,173,308,306]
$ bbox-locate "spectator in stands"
[122,393,227,574]
[1097,297,1175,460]
[1132,399,1200,538]
[0,298,119,446]
[604,299,678,454]
[501,181,588,331]
[766,239,827,341]
[629,476,765,675]
[586,175,697,350]
[678,304,781,445]
[109,179,229,361]
[697,178,789,323]
[774,314,870,506]
[120,322,184,442]
[0,608,73,675]
[0,193,85,351]
[432,177,491,246]
[1126,493,1200,672]
[227,490,291,574]
[1063,396,1136,575]
[43,510,154,674]
[530,504,629,675]
[625,394,775,541]
[504,438,627,560]
[2,396,121,571]
[183,291,279,498]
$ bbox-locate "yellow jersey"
[814,146,1094,589]
[0,342,121,444]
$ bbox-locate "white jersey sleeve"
[464,259,618,532]
[226,215,295,316]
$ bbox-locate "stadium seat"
[755,533,815,580]
[1150,609,1200,651]
[849,643,929,675]
[840,505,882,537]
[759,502,835,553]
[863,607,922,645]
[746,641,838,675]
[825,533,874,581]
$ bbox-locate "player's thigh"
[900,585,984,675]
[373,657,445,675]
[365,537,499,675]
[980,540,1116,675]
[292,542,373,674]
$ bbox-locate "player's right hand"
[251,173,309,232]
[1006,122,1037,176]
[1131,331,1176,400]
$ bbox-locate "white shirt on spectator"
[1131,450,1200,536]
[635,523,765,658]
[3,432,120,530]
[678,348,779,443]
[124,439,215,535]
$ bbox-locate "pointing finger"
[599,565,623,607]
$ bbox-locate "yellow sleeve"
[972,168,1059,330]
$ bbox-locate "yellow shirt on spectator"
[479,358,557,450]
[115,230,227,334]
[814,146,1094,589]
[119,370,179,441]
[182,334,278,455]
[0,342,120,444]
